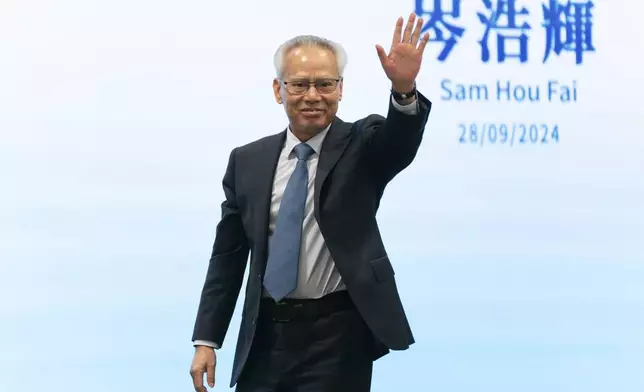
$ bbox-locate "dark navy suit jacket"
[192,91,432,387]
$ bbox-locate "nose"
[304,84,322,101]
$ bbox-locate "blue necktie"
[263,142,315,302]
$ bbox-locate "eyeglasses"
[280,78,341,95]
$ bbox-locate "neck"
[290,124,328,142]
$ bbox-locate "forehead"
[282,45,338,77]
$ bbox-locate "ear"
[272,78,283,104]
[338,78,344,101]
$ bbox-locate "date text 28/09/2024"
[439,79,573,146]
[458,122,560,146]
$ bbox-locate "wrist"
[391,82,417,104]
[391,81,415,93]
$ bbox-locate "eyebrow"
[287,76,336,80]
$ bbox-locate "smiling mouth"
[301,108,324,113]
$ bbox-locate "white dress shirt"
[195,96,418,348]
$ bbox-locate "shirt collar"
[284,122,332,156]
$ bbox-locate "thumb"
[375,44,389,66]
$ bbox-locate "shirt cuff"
[193,340,219,349]
[390,94,418,115]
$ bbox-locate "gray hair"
[273,35,348,78]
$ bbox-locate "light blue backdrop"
[1,0,643,391]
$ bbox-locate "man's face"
[273,45,343,140]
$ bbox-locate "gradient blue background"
[1,0,643,390]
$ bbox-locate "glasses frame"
[280,77,343,95]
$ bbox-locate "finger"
[417,32,430,54]
[402,13,416,43]
[190,368,206,392]
[391,16,403,47]
[411,17,424,46]
[375,44,389,66]
[207,357,216,388]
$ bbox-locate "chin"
[297,116,322,126]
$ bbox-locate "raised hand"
[376,13,430,92]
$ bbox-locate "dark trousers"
[236,291,374,392]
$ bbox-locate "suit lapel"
[314,117,353,222]
[251,131,286,267]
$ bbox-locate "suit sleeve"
[363,91,432,185]
[191,147,250,348]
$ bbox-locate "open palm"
[376,13,430,90]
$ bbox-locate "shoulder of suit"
[352,113,385,131]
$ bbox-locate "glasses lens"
[316,79,337,93]
[286,81,308,94]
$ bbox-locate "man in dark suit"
[190,13,432,392]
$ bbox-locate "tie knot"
[293,143,315,161]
